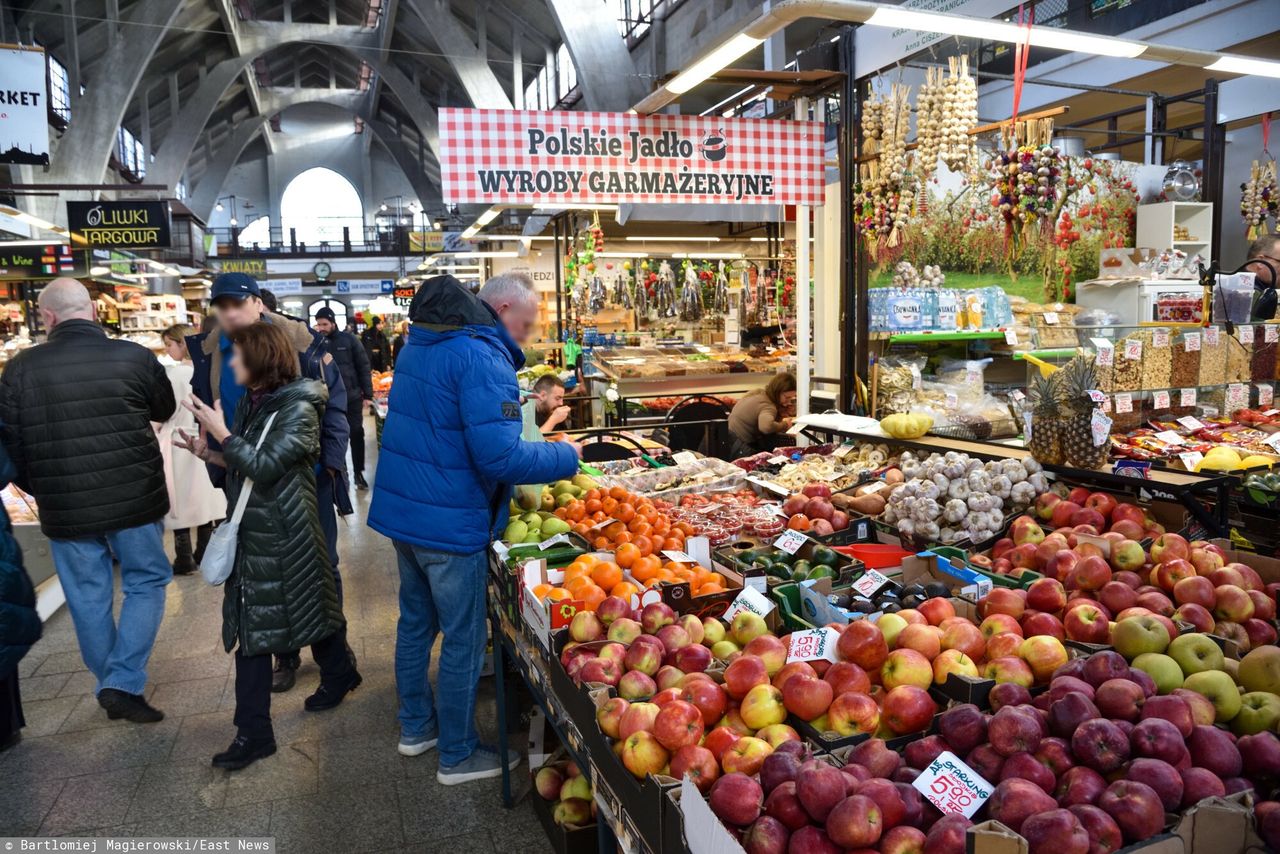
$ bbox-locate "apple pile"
[533,758,597,827]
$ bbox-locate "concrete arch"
[150,34,441,192]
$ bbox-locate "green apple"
[1111,616,1171,660]
[1238,646,1280,695]
[1181,670,1242,723]
[1133,652,1184,694]
[877,613,909,649]
[702,618,726,646]
[711,640,740,659]
[1230,691,1280,735]
[1168,633,1225,676]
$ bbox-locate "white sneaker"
[398,732,438,757]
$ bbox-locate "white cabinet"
[1135,202,1213,264]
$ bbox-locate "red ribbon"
[1010,4,1034,126]
[1263,111,1272,156]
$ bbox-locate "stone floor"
[0,423,553,853]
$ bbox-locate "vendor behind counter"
[728,371,796,457]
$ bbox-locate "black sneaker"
[271,654,301,693]
[171,554,196,575]
[212,735,277,771]
[98,689,165,723]
[304,671,362,712]
[354,473,369,490]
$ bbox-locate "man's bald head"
[38,278,98,328]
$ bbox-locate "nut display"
[1141,329,1173,390]
[1171,330,1201,388]
[1226,333,1252,384]
[1199,326,1227,386]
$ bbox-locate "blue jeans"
[393,541,489,766]
[49,521,172,696]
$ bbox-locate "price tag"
[1179,450,1204,470]
[1153,430,1185,445]
[722,585,777,621]
[785,628,842,663]
[1010,389,1026,403]
[1043,311,1060,325]
[1260,385,1274,406]
[768,504,791,520]
[662,550,696,564]
[913,751,993,819]
[910,364,923,390]
[671,451,699,466]
[1153,390,1171,410]
[833,443,856,459]
[1266,409,1280,417]
[1004,329,1019,345]
[945,392,959,409]
[851,569,892,598]
[1124,339,1143,361]
[693,503,721,514]
[1177,414,1205,430]
[774,529,810,555]
[1266,432,1280,451]
[816,470,845,483]
[1184,332,1201,352]
[1091,409,1113,446]
[1267,325,1279,344]
[1240,325,1255,344]
[1226,384,1249,412]
[767,455,791,466]
[860,481,887,494]
[1092,338,1114,367]
[1205,327,1221,347]
[965,369,981,385]
[1088,389,1106,403]
[1202,406,1220,417]
[744,575,769,594]
[786,421,806,436]
[1153,328,1171,349]
[1100,395,1112,414]
[491,540,510,560]
[1115,393,1133,414]
[1180,389,1198,409]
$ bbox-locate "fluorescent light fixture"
[624,236,721,242]
[673,251,744,259]
[667,33,763,94]
[597,252,650,258]
[89,266,110,276]
[0,239,71,247]
[864,7,1144,57]
[532,204,619,212]
[1207,55,1280,78]
[461,206,503,239]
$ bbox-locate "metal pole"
[853,76,870,406]
[554,215,564,343]
[795,96,811,420]
[838,27,857,413]
[1201,79,1224,265]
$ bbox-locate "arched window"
[280,167,364,246]
[236,215,271,248]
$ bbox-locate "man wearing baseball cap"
[313,306,373,489]
[187,273,357,702]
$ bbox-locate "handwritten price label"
[1124,339,1143,361]
[1153,430,1185,445]
[1043,311,1060,325]
[1206,327,1221,347]
[1260,385,1275,406]
[1184,333,1201,352]
[768,455,791,466]
[671,451,699,466]
[913,751,993,818]
[851,569,892,598]
[774,529,810,555]
[1179,450,1204,470]
[1100,395,1112,414]
[785,628,841,664]
[1266,433,1280,451]
[1093,338,1114,367]
[1267,326,1279,344]
[833,443,856,459]
[1226,384,1249,413]
[1091,409,1113,446]
[1115,393,1133,414]
[1153,329,1171,348]
[1179,390,1198,410]
[722,585,777,621]
[1153,390,1171,410]
[1004,329,1019,345]
[1240,326,1255,345]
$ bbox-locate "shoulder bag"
[201,411,279,585]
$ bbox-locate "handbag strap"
[227,411,279,526]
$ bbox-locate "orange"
[663,537,683,551]
[576,553,600,567]
[577,583,606,610]
[614,543,640,569]
[610,581,639,601]
[613,531,632,545]
[564,575,592,594]
[532,583,553,600]
[553,508,568,519]
[564,562,591,579]
[584,489,601,502]
[567,504,586,523]
[601,497,618,514]
[591,561,623,590]
[696,582,725,596]
[632,534,653,558]
[585,498,603,514]
[609,486,629,501]
[631,556,660,582]
[572,522,591,536]
[546,587,571,601]
[675,521,696,537]
[615,503,636,523]
[593,536,611,550]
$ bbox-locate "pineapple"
[1027,372,1064,465]
[1058,356,1109,468]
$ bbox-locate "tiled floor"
[0,426,553,853]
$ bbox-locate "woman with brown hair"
[177,321,360,771]
[728,371,798,457]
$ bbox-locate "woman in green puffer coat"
[178,322,360,771]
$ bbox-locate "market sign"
[440,108,825,207]
[335,279,394,294]
[212,258,267,276]
[66,200,172,249]
[0,45,50,167]
[409,231,444,253]
[0,243,80,280]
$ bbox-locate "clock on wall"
[313,261,332,280]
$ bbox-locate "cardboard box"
[1174,792,1263,854]
[969,820,1184,854]
[520,560,586,652]
[901,553,994,601]
[529,752,600,854]
[1210,539,1280,585]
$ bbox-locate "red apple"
[940,620,986,662]
[826,692,880,737]
[781,676,833,722]
[703,725,741,761]
[984,656,1034,687]
[671,744,719,792]
[1173,602,1216,634]
[721,736,774,776]
[1046,550,1081,582]
[1099,581,1138,615]
[744,635,788,676]
[881,685,938,734]
[985,588,1027,620]
[621,730,670,779]
[1036,492,1063,521]
[986,632,1025,659]
[823,661,871,697]
[654,700,705,751]
[1069,556,1112,592]
[1248,590,1277,621]
[1064,603,1111,644]
[1052,501,1083,529]
[1214,584,1255,622]
[772,661,817,692]
[917,597,956,627]
[597,697,630,739]
[837,621,888,671]
[725,655,770,700]
[709,772,764,827]
[980,613,1023,639]
[1150,533,1190,564]
[1011,516,1046,546]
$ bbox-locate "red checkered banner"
[439,109,826,207]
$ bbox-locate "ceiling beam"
[542,0,647,110]
[401,0,512,108]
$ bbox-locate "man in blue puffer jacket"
[368,273,578,784]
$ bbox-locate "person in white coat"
[157,324,227,574]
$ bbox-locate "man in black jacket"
[0,279,176,724]
[361,315,391,372]
[314,306,373,488]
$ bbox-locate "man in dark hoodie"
[368,273,579,784]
